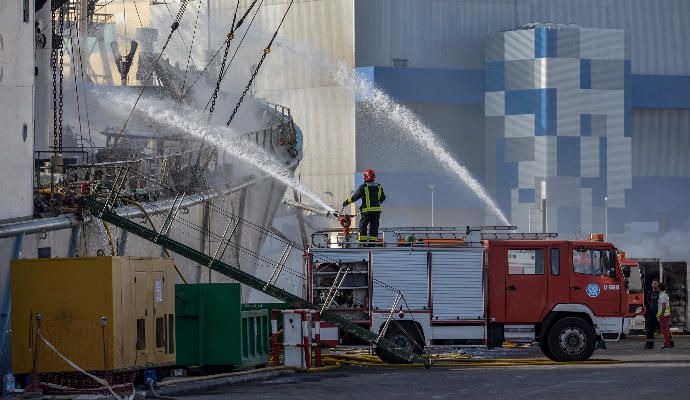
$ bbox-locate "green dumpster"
[175,283,270,369]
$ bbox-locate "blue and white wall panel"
[485,25,631,235]
[352,0,690,237]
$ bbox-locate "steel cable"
[98,166,405,296]
[117,1,189,136]
[74,18,94,148]
[70,30,85,148]
[114,194,310,282]
[225,0,295,127]
[207,0,243,117]
[182,0,261,102]
[180,0,204,94]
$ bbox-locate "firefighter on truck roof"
[343,169,386,243]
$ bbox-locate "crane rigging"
[225,0,295,127]
[180,0,263,105]
[208,0,254,116]
[117,0,190,136]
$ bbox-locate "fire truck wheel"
[538,337,556,361]
[374,321,425,364]
[547,317,596,362]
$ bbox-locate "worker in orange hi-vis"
[657,282,673,349]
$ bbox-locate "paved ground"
[182,335,690,400]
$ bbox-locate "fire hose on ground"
[146,379,179,400]
[298,351,623,372]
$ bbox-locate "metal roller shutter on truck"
[431,249,485,321]
[372,250,429,311]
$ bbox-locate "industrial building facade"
[216,0,690,254]
[485,24,632,237]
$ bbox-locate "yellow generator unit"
[12,256,176,374]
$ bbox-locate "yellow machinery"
[12,256,176,374]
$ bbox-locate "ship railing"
[63,0,114,30]
[34,145,215,213]
[262,102,298,152]
[33,102,299,215]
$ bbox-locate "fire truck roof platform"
[310,226,559,249]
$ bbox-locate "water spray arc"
[266,40,510,225]
[342,69,511,226]
[107,93,332,211]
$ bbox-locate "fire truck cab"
[308,226,629,362]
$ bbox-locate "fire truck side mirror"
[622,266,631,278]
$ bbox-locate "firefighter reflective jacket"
[346,182,386,213]
[657,290,671,318]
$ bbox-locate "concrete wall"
[0,0,35,220]
[486,25,631,236]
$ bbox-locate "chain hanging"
[225,49,268,127]
[50,4,66,155]
[225,0,294,127]
[174,0,189,24]
[208,0,249,117]
[58,3,65,153]
[208,32,234,117]
[50,9,59,155]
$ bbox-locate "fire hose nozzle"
[327,210,340,218]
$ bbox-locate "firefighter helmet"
[363,169,376,182]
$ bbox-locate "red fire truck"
[308,226,630,362]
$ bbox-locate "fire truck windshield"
[573,248,616,277]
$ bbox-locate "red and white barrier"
[271,309,323,369]
[317,321,339,347]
